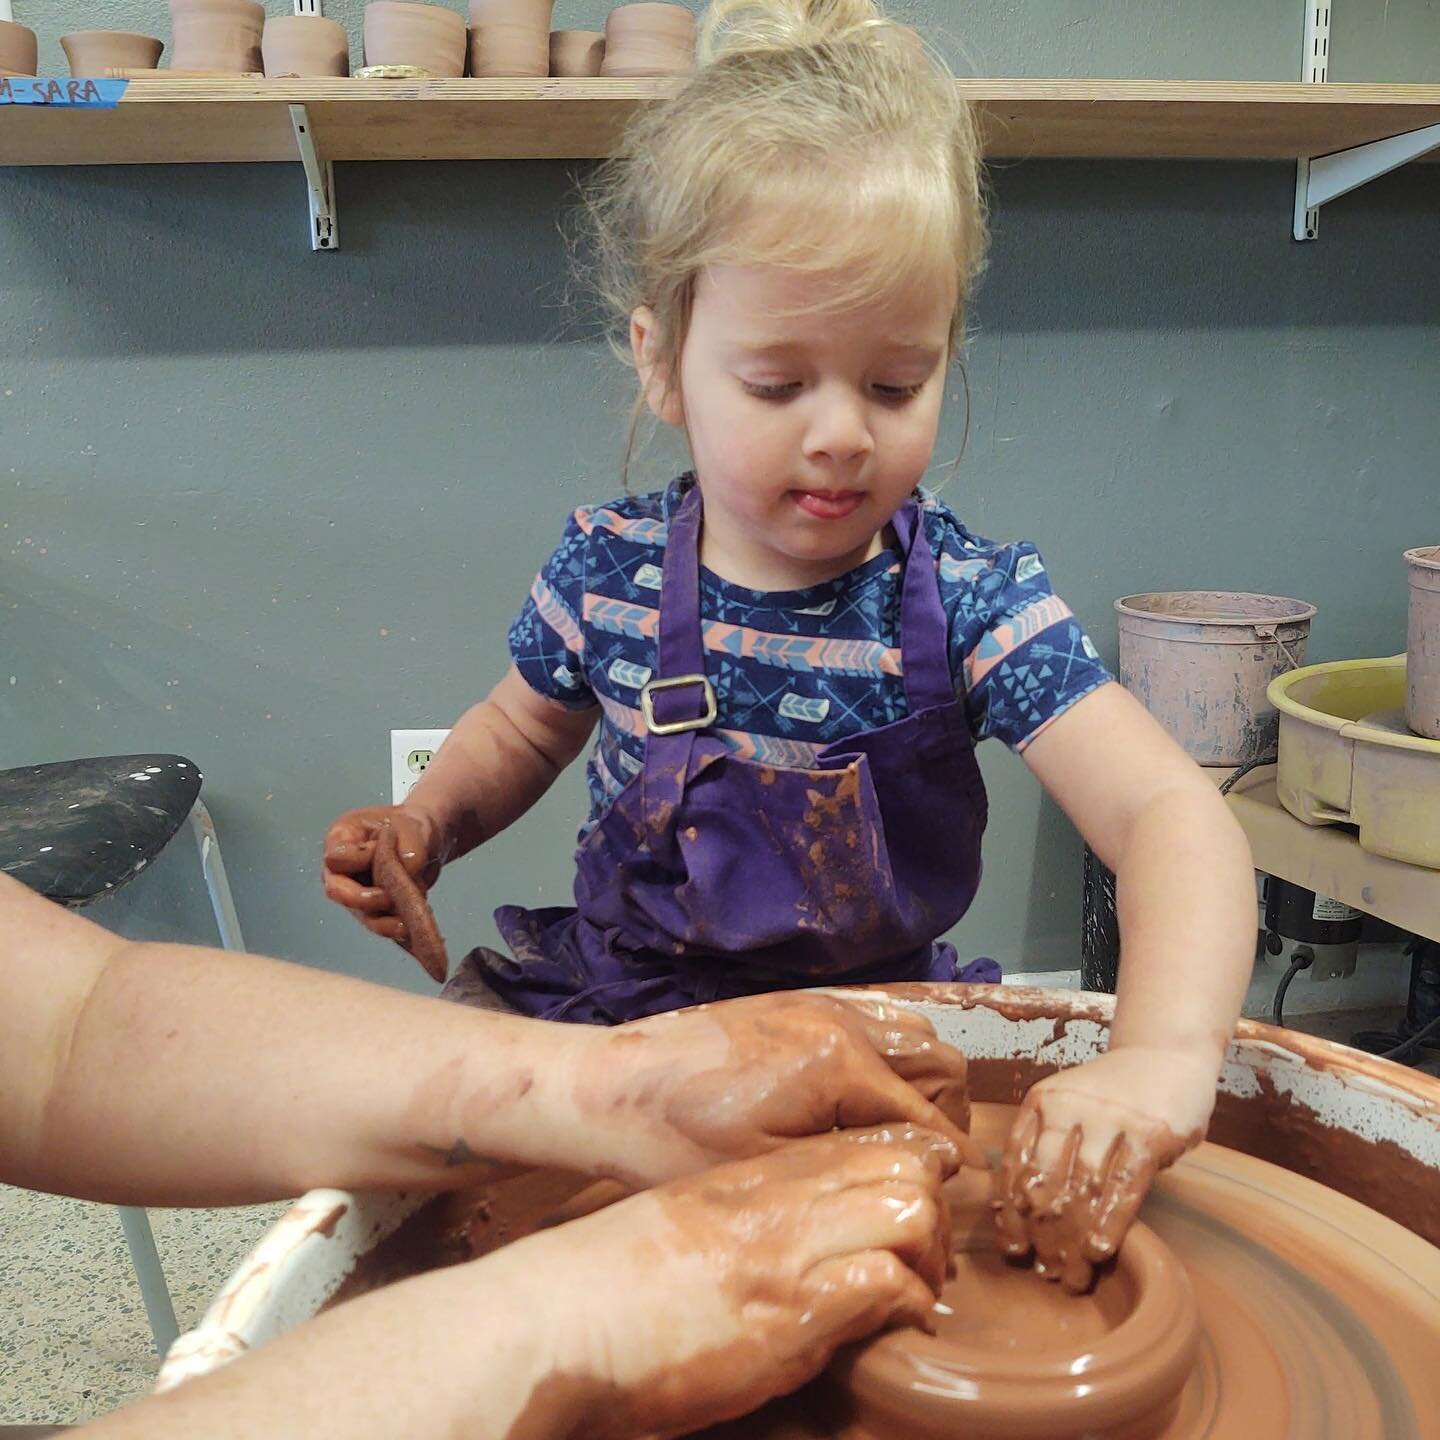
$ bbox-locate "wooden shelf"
[1221,766,1440,944]
[4,77,1440,167]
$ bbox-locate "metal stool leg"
[116,1206,180,1356]
[187,799,246,953]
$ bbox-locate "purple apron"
[463,485,994,1023]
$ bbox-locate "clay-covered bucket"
[1116,591,1317,765]
[1405,546,1440,740]
[155,984,1440,1397]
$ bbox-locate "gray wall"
[3,1,1438,989]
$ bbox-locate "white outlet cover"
[390,728,451,805]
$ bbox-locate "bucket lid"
[1404,545,1440,571]
[1114,590,1317,626]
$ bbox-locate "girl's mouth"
[792,490,864,520]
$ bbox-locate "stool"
[0,755,246,1358]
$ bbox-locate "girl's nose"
[802,385,875,466]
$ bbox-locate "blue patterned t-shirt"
[510,479,1112,834]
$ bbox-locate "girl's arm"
[0,874,977,1206]
[404,665,599,863]
[1002,681,1255,1287]
[322,666,597,940]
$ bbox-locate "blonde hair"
[579,0,989,478]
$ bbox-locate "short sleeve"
[948,537,1113,752]
[508,510,597,710]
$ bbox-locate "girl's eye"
[742,381,801,400]
[874,382,926,402]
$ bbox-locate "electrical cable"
[1271,952,1312,1028]
[1350,1012,1440,1065]
[1219,756,1271,796]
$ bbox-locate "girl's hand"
[321,806,441,945]
[568,992,987,1182]
[992,1047,1217,1292]
[520,1125,960,1438]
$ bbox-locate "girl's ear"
[630,307,686,427]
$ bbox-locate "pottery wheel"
[698,1103,1440,1439]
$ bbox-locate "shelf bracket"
[1294,123,1440,240]
[288,104,338,251]
[1293,0,1440,239]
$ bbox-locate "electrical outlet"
[390,728,451,805]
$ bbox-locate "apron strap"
[641,485,708,862]
[890,499,955,714]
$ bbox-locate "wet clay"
[994,1107,1198,1293]
[373,820,448,982]
[711,1103,1440,1440]
[873,984,1440,1245]
[329,1099,1439,1438]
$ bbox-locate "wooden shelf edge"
[1222,767,1440,944]
[4,76,1440,166]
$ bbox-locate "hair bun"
[699,0,886,65]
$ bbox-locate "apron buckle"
[641,674,717,735]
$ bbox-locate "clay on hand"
[372,821,449,983]
[575,992,987,1185]
[321,806,448,981]
[991,1057,1203,1293]
[510,1125,960,1439]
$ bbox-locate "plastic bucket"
[1115,591,1317,766]
[1405,547,1440,740]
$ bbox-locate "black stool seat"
[0,755,203,907]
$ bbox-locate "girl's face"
[632,264,955,591]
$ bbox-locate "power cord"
[1350,1012,1440,1064]
[1349,938,1440,1067]
[1220,756,1270,796]
[1271,951,1313,1028]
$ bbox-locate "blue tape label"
[0,77,128,107]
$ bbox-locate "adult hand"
[567,992,986,1182]
[520,1125,960,1438]
[321,806,441,945]
[992,1046,1214,1291]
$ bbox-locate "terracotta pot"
[832,1143,1202,1440]
[262,14,350,76]
[548,28,603,76]
[363,1,466,76]
[61,30,164,76]
[168,0,265,73]
[467,0,551,78]
[601,1,694,76]
[0,18,39,76]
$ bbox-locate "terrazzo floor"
[0,1190,287,1427]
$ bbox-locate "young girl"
[325,0,1256,1286]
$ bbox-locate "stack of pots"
[168,0,265,72]
[0,17,38,76]
[353,0,694,78]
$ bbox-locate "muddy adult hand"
[321,806,447,976]
[514,1126,960,1439]
[992,1047,1215,1292]
[573,992,986,1183]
